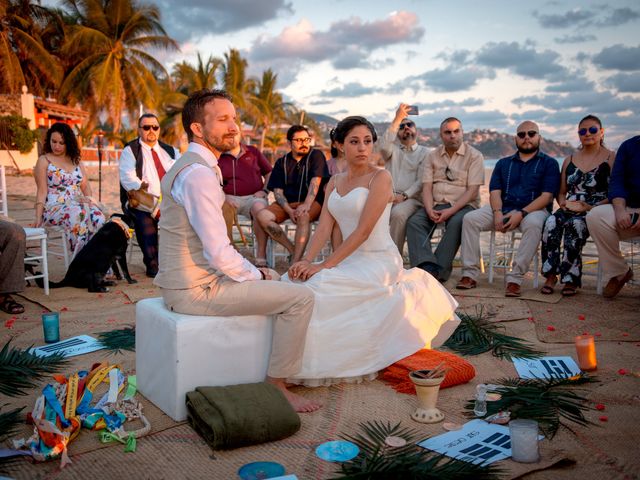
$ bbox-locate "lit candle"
[575,335,597,371]
[509,419,540,463]
[41,312,60,343]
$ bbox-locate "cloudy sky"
[92,0,640,145]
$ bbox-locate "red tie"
[151,148,166,180]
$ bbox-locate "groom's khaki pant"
[460,205,548,285]
[161,270,314,379]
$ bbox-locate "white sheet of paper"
[513,356,580,379]
[419,419,512,465]
[31,335,105,358]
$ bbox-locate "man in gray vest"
[154,89,320,413]
[119,114,178,277]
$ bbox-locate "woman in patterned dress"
[540,115,615,296]
[34,123,105,257]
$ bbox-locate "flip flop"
[0,296,25,314]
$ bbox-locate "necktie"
[151,148,166,180]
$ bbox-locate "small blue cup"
[41,312,60,343]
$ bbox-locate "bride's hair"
[334,116,377,144]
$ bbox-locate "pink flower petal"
[595,403,605,411]
[546,326,556,331]
[618,369,628,375]
[60,307,68,312]
[578,314,586,320]
[599,416,608,422]
[595,332,602,337]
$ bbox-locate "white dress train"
[285,187,460,387]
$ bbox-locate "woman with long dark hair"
[540,115,615,296]
[34,122,105,257]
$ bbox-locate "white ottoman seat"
[136,297,273,421]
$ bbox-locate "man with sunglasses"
[406,117,484,282]
[379,103,429,254]
[587,134,640,298]
[120,113,179,277]
[257,125,328,264]
[457,121,560,297]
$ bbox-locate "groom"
[154,89,320,412]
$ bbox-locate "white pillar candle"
[509,419,540,463]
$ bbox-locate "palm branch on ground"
[97,326,135,354]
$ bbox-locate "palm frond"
[445,309,544,361]
[0,406,25,440]
[463,375,597,438]
[332,420,503,479]
[0,339,69,397]
[97,326,135,354]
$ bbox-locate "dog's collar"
[111,217,132,239]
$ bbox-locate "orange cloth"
[380,349,475,394]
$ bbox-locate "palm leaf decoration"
[0,406,25,440]
[97,326,135,354]
[464,375,597,438]
[332,421,503,479]
[0,339,68,397]
[445,310,544,361]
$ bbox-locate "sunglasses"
[399,122,415,129]
[140,125,160,131]
[445,166,456,182]
[516,130,538,139]
[578,126,600,136]
[292,137,311,144]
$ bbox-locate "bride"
[286,116,460,386]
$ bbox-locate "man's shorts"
[226,194,268,218]
[265,201,322,224]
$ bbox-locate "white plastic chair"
[24,227,50,295]
[0,165,8,218]
[488,230,539,288]
[45,226,71,269]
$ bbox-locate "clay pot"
[409,370,445,424]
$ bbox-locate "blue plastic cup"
[41,312,60,343]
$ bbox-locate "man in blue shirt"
[586,135,640,298]
[456,121,560,297]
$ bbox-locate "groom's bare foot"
[268,378,322,413]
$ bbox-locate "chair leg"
[41,237,49,296]
[488,230,496,283]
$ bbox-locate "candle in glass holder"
[41,312,60,343]
[575,334,597,371]
[509,419,540,463]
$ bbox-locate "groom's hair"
[182,89,232,142]
[334,116,377,144]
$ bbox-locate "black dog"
[40,215,138,292]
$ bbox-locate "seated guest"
[34,122,105,257]
[218,132,272,266]
[0,220,26,314]
[406,117,484,282]
[154,89,319,412]
[457,121,560,297]
[586,134,640,298]
[541,115,614,296]
[326,128,347,175]
[119,114,179,277]
[257,125,328,264]
[379,104,429,253]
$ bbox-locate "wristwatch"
[520,209,529,218]
[401,192,408,200]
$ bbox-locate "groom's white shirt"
[171,142,261,282]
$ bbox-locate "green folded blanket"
[186,382,301,450]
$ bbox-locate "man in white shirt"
[119,114,178,277]
[379,103,429,254]
[154,89,320,413]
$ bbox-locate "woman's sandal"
[561,284,578,297]
[0,295,25,314]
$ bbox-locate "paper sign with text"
[513,356,580,379]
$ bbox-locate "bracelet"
[34,202,44,208]
[492,208,501,213]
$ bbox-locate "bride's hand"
[288,260,309,280]
[297,263,324,281]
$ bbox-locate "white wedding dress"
[285,186,460,386]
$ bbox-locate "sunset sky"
[50,0,640,146]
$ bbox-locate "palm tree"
[263,130,286,160]
[221,48,255,121]
[173,52,221,93]
[58,0,178,133]
[0,0,62,95]
[250,69,289,152]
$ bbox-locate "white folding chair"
[488,230,539,288]
[45,226,71,269]
[24,227,50,295]
[265,220,331,268]
[0,165,8,218]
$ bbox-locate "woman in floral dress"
[540,115,615,296]
[34,123,105,257]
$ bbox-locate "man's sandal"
[561,284,578,297]
[0,296,25,314]
[254,258,268,268]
